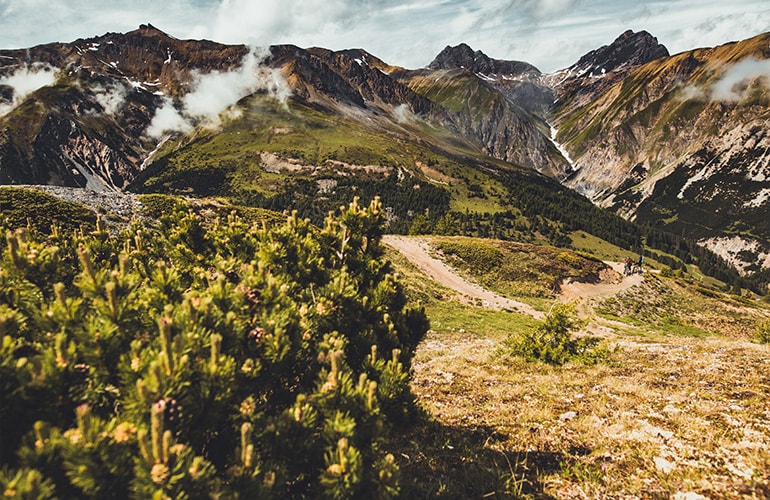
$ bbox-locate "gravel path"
[559,260,645,301]
[12,185,144,219]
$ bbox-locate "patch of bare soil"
[559,262,644,302]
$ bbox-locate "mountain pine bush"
[0,197,428,498]
[756,319,770,344]
[502,303,609,365]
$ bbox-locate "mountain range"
[1,24,769,289]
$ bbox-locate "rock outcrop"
[569,30,669,77]
[428,43,541,77]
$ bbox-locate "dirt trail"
[383,235,545,319]
[383,235,646,320]
[559,261,645,301]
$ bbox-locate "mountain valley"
[3,24,769,292]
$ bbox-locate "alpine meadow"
[1,22,770,498]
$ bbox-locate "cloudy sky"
[1,0,769,72]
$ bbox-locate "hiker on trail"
[624,257,632,275]
[636,255,644,273]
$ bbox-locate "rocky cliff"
[1,25,459,190]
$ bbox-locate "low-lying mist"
[145,47,292,139]
[0,62,58,117]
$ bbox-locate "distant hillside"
[550,32,770,278]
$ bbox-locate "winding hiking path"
[383,235,645,320]
[383,235,545,319]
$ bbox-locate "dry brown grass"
[404,326,770,498]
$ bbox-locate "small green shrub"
[434,239,503,274]
[137,193,189,219]
[755,319,770,344]
[503,303,608,365]
[0,187,96,235]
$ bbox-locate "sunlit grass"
[426,300,538,340]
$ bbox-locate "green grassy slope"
[129,94,530,230]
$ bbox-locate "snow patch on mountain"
[548,124,576,171]
[745,187,770,208]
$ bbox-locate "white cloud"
[182,46,266,118]
[647,6,770,58]
[145,47,291,138]
[710,58,770,102]
[676,85,707,102]
[676,56,770,104]
[0,0,769,72]
[145,97,193,138]
[92,82,129,115]
[0,62,59,117]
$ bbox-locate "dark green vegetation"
[757,320,770,344]
[0,187,96,235]
[502,304,611,366]
[138,193,286,229]
[0,197,430,498]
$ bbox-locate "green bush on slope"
[0,187,96,236]
[756,319,770,344]
[0,197,428,499]
[503,303,610,366]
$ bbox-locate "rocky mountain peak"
[570,30,669,76]
[135,23,166,35]
[274,45,446,118]
[427,43,541,77]
[427,43,475,69]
